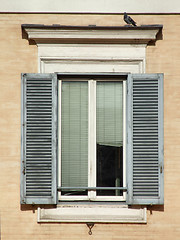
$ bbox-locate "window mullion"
[88,80,96,200]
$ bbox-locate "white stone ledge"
[37,205,146,223]
[23,25,161,45]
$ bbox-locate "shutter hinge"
[160,164,163,174]
[23,166,26,175]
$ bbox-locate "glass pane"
[96,81,123,196]
[61,81,88,196]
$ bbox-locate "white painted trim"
[88,80,96,200]
[37,205,147,223]
[37,44,146,74]
[40,58,144,75]
[38,44,146,62]
[60,196,89,201]
[24,28,160,45]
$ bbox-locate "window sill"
[37,204,146,223]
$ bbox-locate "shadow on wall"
[20,204,56,213]
[147,205,164,214]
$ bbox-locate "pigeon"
[124,12,137,26]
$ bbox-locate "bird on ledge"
[124,12,137,26]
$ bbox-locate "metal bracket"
[86,223,94,235]
[58,186,127,191]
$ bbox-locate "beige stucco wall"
[0,14,179,239]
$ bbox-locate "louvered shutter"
[21,73,58,204]
[126,74,164,205]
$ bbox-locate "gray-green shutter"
[21,73,58,204]
[126,73,164,205]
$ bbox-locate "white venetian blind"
[61,81,88,188]
[96,81,123,147]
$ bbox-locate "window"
[59,77,125,201]
[21,72,164,206]
[21,24,164,223]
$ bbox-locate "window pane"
[61,81,88,195]
[96,81,123,196]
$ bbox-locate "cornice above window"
[22,24,162,44]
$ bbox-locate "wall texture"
[0,14,180,240]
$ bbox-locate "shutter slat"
[21,73,58,205]
[127,73,164,205]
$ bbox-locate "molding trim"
[38,205,147,223]
[37,44,146,73]
[40,58,144,74]
[22,25,162,44]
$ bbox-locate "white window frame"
[58,78,126,202]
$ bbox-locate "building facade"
[0,1,180,239]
